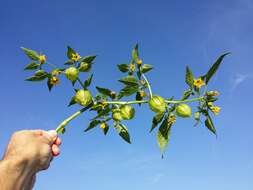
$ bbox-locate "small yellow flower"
[193,78,205,89]
[210,106,221,115]
[101,101,108,109]
[139,90,146,98]
[137,59,142,65]
[168,114,176,124]
[50,76,60,85]
[129,63,135,72]
[207,102,213,107]
[39,55,46,64]
[71,53,81,62]
[100,123,107,129]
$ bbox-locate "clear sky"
[0,0,253,189]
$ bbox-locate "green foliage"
[21,45,229,156]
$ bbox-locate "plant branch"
[142,74,153,98]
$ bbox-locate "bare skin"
[0,130,61,190]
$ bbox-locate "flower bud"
[194,112,200,120]
[137,59,142,65]
[129,63,135,72]
[120,105,135,120]
[65,67,79,81]
[74,89,93,107]
[39,55,46,64]
[207,90,220,97]
[49,76,60,85]
[112,109,122,121]
[139,90,146,98]
[79,62,91,72]
[148,95,166,113]
[175,104,192,118]
[100,122,107,129]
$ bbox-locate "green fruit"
[148,95,166,113]
[176,104,192,118]
[79,62,91,72]
[120,105,135,120]
[65,67,78,81]
[74,89,93,107]
[112,109,122,121]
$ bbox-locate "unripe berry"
[112,109,122,121]
[175,104,192,118]
[65,67,78,81]
[120,105,135,120]
[74,89,93,107]
[148,95,166,113]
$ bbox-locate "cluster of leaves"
[21,44,229,155]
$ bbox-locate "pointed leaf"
[24,62,39,70]
[84,120,101,132]
[25,70,48,81]
[205,53,230,84]
[157,118,172,154]
[204,114,217,136]
[115,123,131,144]
[118,85,138,98]
[47,77,53,91]
[132,44,139,62]
[117,64,129,73]
[141,64,153,73]
[79,55,96,63]
[185,66,194,88]
[118,76,139,86]
[67,46,76,59]
[21,47,40,60]
[84,74,93,88]
[96,86,112,97]
[150,112,165,132]
[68,96,76,107]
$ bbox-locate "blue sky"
[1,0,253,189]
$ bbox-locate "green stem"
[77,77,85,89]
[55,97,204,134]
[55,105,91,133]
[142,74,153,98]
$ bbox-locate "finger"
[47,130,57,141]
[40,130,57,145]
[25,174,36,190]
[55,137,62,146]
[52,144,60,156]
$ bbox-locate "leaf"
[205,53,230,84]
[68,96,76,107]
[118,76,139,86]
[157,117,172,154]
[24,62,39,70]
[84,120,101,132]
[79,55,97,63]
[115,123,131,144]
[204,114,217,136]
[64,60,74,65]
[96,86,112,97]
[181,89,192,100]
[84,74,93,88]
[67,46,76,59]
[21,47,40,60]
[25,70,48,81]
[185,66,194,88]
[150,112,165,132]
[141,64,153,73]
[118,85,138,98]
[103,125,109,135]
[47,77,53,91]
[117,64,129,73]
[132,44,139,62]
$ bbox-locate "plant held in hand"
[21,44,230,156]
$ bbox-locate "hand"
[0,130,61,190]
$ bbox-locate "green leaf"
[68,96,76,107]
[25,70,48,81]
[185,66,194,88]
[150,112,165,132]
[96,86,112,97]
[64,60,74,65]
[181,89,192,100]
[118,76,139,86]
[24,62,39,70]
[118,85,138,98]
[47,77,53,91]
[157,117,172,155]
[84,74,93,88]
[115,123,131,144]
[205,53,230,84]
[67,46,76,59]
[132,44,139,62]
[204,114,217,136]
[79,55,96,63]
[141,64,153,73]
[103,125,109,135]
[117,64,129,73]
[84,120,101,132]
[21,47,40,61]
